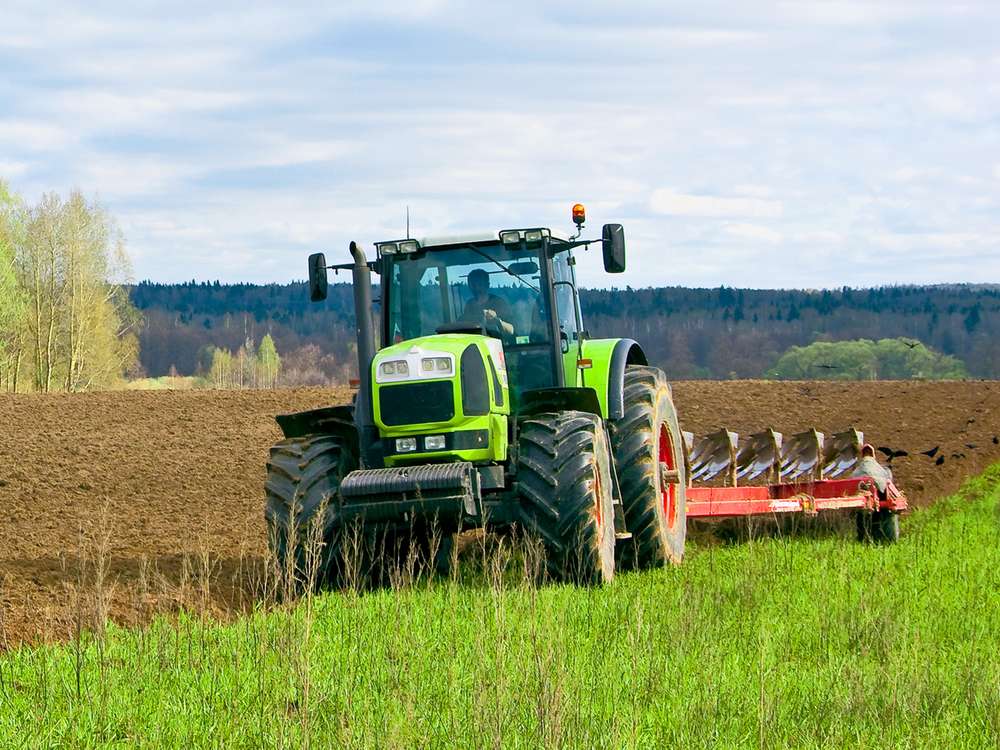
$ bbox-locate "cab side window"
[552,254,579,341]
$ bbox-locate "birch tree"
[0,181,27,391]
[9,189,139,391]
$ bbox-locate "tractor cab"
[381,231,580,406]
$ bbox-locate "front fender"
[578,338,647,419]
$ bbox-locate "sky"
[1,1,998,289]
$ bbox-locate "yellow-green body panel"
[572,338,621,419]
[372,333,510,465]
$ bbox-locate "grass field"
[2,466,999,749]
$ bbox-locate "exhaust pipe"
[349,241,381,466]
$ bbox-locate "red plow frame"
[687,477,908,519]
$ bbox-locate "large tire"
[265,434,357,589]
[609,365,687,569]
[516,411,616,584]
[856,509,901,544]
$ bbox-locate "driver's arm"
[485,297,515,336]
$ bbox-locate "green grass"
[3,468,1000,749]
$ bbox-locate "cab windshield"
[385,243,551,346]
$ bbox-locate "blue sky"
[1,1,998,288]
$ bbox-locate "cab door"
[552,253,583,387]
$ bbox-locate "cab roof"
[416,228,572,249]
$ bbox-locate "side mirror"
[308,252,328,302]
[602,224,626,274]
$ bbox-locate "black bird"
[935,456,945,466]
[993,436,998,445]
[920,446,940,458]
[965,443,977,450]
[878,446,908,462]
[951,452,966,460]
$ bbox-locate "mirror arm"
[329,260,379,275]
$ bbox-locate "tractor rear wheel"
[265,434,357,589]
[609,365,687,569]
[516,411,616,584]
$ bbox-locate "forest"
[131,280,999,382]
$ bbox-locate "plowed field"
[2,381,998,647]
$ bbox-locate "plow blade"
[736,429,783,484]
[822,428,865,478]
[779,429,824,481]
[688,429,738,484]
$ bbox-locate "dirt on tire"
[1,380,998,647]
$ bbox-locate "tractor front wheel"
[609,365,687,570]
[265,434,357,590]
[517,411,616,584]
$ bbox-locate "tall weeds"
[1,468,999,747]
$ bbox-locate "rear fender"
[579,338,647,419]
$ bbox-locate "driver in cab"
[462,268,514,337]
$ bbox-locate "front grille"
[378,380,455,426]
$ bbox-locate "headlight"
[421,356,452,375]
[424,435,446,451]
[396,437,417,453]
[380,359,409,377]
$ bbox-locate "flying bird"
[814,364,839,370]
[878,446,908,462]
[903,340,920,349]
[920,446,940,458]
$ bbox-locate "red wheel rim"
[659,423,677,528]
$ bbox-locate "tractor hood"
[370,334,510,465]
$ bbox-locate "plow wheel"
[610,365,687,570]
[265,434,357,590]
[517,411,616,584]
[856,509,901,544]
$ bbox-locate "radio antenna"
[406,206,410,239]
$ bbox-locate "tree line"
[0,182,138,392]
[130,280,998,382]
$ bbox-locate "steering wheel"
[481,309,516,345]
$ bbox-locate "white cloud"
[724,223,783,243]
[0,120,73,151]
[1,1,999,288]
[0,160,30,179]
[649,190,784,219]
[921,91,977,120]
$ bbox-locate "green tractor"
[265,205,686,585]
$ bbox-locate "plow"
[266,204,906,587]
[682,426,905,539]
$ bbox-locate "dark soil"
[1,381,997,647]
